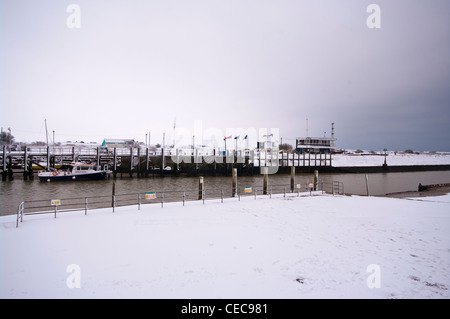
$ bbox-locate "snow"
[332,152,450,167]
[1,192,449,299]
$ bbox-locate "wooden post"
[112,181,116,211]
[137,147,141,178]
[176,148,180,176]
[232,168,237,197]
[129,147,134,178]
[113,147,117,178]
[161,147,165,177]
[213,149,217,176]
[2,145,6,181]
[46,146,50,171]
[96,146,100,169]
[365,174,369,196]
[145,147,149,177]
[23,147,28,180]
[314,170,319,191]
[290,166,295,192]
[263,166,268,195]
[198,176,204,200]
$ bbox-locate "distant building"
[295,137,336,154]
[101,139,136,148]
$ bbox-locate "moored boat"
[38,162,110,182]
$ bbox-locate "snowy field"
[1,192,449,299]
[332,152,450,167]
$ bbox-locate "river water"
[1,171,450,216]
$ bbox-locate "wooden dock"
[1,145,333,180]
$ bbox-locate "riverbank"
[384,183,450,199]
[1,192,449,299]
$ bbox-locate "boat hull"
[38,171,109,182]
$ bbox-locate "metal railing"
[15,181,344,227]
[320,181,345,195]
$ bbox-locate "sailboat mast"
[45,119,49,147]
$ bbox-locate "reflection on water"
[1,171,450,216]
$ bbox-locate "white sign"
[145,192,157,199]
[51,199,61,206]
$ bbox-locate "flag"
[224,135,232,140]
[234,135,240,139]
[243,135,248,140]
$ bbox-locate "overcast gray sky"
[1,0,449,151]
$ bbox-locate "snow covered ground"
[332,152,450,167]
[1,192,449,299]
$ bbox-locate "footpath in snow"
[1,192,449,299]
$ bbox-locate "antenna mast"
[173,117,176,147]
[306,117,309,137]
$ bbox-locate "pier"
[1,145,333,180]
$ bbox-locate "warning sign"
[244,186,252,193]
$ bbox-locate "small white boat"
[38,162,110,182]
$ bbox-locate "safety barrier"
[15,181,344,228]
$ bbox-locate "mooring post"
[365,174,369,196]
[314,170,319,191]
[112,181,116,212]
[23,147,28,180]
[290,166,295,192]
[198,176,204,200]
[145,147,149,177]
[96,146,100,170]
[213,149,217,176]
[137,147,141,178]
[161,147,165,177]
[129,147,134,178]
[263,166,268,195]
[46,146,50,171]
[113,147,117,178]
[1,145,6,181]
[232,168,237,197]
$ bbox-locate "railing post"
[161,192,164,208]
[85,197,88,215]
[183,192,185,206]
[221,190,223,203]
[113,195,116,212]
[138,193,141,210]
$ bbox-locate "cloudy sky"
[1,0,449,151]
